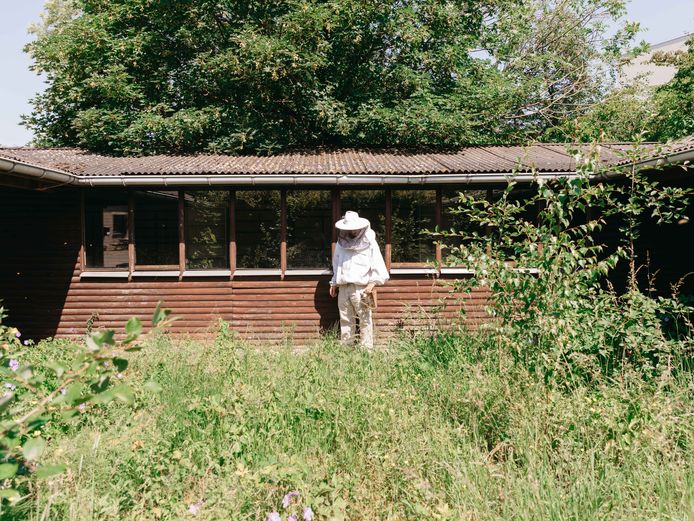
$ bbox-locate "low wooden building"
[1,144,692,343]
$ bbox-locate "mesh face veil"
[337,226,371,251]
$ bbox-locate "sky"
[0,0,692,146]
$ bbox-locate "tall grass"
[8,327,692,521]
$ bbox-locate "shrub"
[438,140,693,381]
[0,303,174,504]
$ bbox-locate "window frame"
[80,185,539,278]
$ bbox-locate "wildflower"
[23,340,29,346]
[4,383,16,391]
[78,403,87,412]
[116,373,124,380]
[288,515,297,521]
[267,512,281,521]
[188,502,202,516]
[282,491,300,508]
[14,332,21,338]
[60,388,67,395]
[8,360,19,372]
[303,507,314,521]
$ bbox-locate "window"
[391,190,436,264]
[440,189,488,261]
[340,190,386,249]
[287,190,332,269]
[134,191,179,268]
[185,191,229,270]
[84,193,130,269]
[236,190,281,269]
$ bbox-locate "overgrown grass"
[7,328,693,520]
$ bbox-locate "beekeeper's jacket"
[330,229,389,287]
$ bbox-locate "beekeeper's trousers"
[337,283,374,349]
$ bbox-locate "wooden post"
[229,190,236,278]
[280,189,287,279]
[128,192,135,280]
[385,189,392,270]
[79,190,86,273]
[435,188,442,266]
[178,191,185,279]
[331,188,340,255]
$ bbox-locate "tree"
[649,36,694,141]
[554,35,693,143]
[24,0,637,155]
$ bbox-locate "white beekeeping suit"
[329,211,389,349]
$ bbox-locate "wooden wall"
[0,188,484,344]
[3,180,690,345]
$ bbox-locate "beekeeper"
[329,211,389,349]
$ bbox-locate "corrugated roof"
[1,142,692,178]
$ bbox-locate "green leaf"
[112,384,135,405]
[35,464,67,479]
[22,437,46,462]
[59,383,83,405]
[0,393,13,414]
[0,489,20,500]
[152,302,171,327]
[86,330,116,352]
[113,357,129,372]
[124,317,142,343]
[143,380,163,393]
[0,463,18,480]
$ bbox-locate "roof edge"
[0,157,78,185]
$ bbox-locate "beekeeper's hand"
[364,282,375,295]
[329,285,337,298]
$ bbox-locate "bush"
[438,140,693,382]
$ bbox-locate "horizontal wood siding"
[4,181,690,345]
[0,188,485,344]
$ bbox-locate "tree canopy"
[24,0,639,155]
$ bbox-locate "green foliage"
[563,36,694,143]
[649,36,694,141]
[24,0,637,154]
[0,303,175,505]
[4,333,691,519]
[438,141,693,381]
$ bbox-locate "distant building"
[622,34,691,88]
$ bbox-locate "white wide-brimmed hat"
[335,211,370,231]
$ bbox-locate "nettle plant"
[0,303,174,503]
[439,140,693,381]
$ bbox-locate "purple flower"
[14,332,21,338]
[188,502,202,516]
[282,491,300,509]
[8,360,19,372]
[267,513,281,521]
[4,383,16,391]
[288,515,298,521]
[23,340,29,346]
[303,507,314,521]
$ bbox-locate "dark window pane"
[135,191,179,268]
[236,190,280,269]
[391,190,436,264]
[85,193,129,269]
[185,191,229,270]
[441,189,488,259]
[287,190,332,269]
[340,190,386,249]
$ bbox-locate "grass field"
[8,327,693,520]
